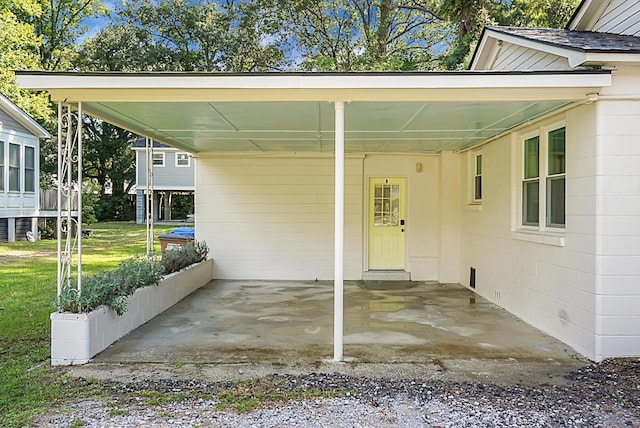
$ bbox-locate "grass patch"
[214,378,345,414]
[0,222,173,427]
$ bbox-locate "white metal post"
[145,137,154,255]
[334,101,345,362]
[77,102,82,291]
[56,102,62,298]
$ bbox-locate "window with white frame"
[24,146,35,192]
[176,152,190,167]
[522,126,565,228]
[9,143,20,191]
[473,153,482,202]
[152,152,165,167]
[0,141,4,191]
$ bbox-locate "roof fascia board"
[583,53,640,65]
[568,0,613,30]
[470,33,498,70]
[0,94,51,138]
[484,29,587,66]
[17,72,612,103]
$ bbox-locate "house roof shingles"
[489,26,640,53]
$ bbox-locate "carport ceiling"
[16,71,611,154]
[87,100,570,153]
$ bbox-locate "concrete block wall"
[196,155,364,280]
[458,105,602,360]
[592,96,640,359]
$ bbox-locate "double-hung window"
[522,126,565,229]
[474,153,482,201]
[152,152,165,167]
[9,143,20,192]
[25,146,35,192]
[176,152,190,167]
[0,141,4,191]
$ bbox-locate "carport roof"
[17,70,611,153]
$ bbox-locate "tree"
[282,0,447,71]
[15,0,107,70]
[0,0,52,123]
[500,0,580,29]
[114,0,286,71]
[81,117,136,221]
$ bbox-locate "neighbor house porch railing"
[40,188,78,211]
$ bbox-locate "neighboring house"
[132,137,194,224]
[16,0,640,361]
[0,94,50,242]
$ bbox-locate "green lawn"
[0,222,174,427]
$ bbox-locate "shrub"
[56,256,164,315]
[55,240,209,315]
[161,241,209,275]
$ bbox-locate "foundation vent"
[469,267,476,289]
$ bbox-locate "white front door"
[368,177,406,270]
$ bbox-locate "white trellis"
[57,102,83,298]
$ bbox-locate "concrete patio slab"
[95,280,581,368]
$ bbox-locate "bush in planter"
[161,240,209,275]
[55,241,209,315]
[56,256,164,315]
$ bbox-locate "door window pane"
[373,184,400,226]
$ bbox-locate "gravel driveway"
[34,358,639,427]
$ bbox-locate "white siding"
[196,155,363,280]
[0,118,40,218]
[492,42,571,71]
[592,0,640,35]
[136,149,194,190]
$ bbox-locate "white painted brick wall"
[459,106,601,360]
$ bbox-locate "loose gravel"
[34,358,640,427]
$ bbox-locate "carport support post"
[334,101,345,362]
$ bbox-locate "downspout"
[334,101,345,362]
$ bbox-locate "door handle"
[400,219,405,225]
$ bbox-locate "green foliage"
[94,195,136,222]
[114,0,286,71]
[54,238,208,315]
[171,193,194,220]
[161,241,210,276]
[0,223,175,427]
[57,256,165,315]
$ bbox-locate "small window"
[522,136,540,226]
[24,146,35,192]
[473,153,482,201]
[152,152,165,167]
[9,143,20,192]
[0,141,4,191]
[176,152,190,167]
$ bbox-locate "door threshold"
[362,270,411,281]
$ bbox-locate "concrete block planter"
[50,258,214,366]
